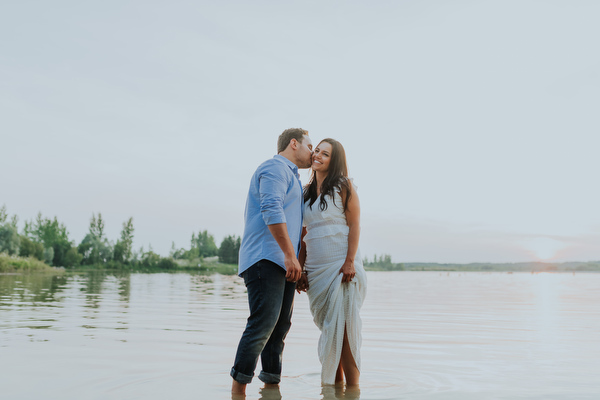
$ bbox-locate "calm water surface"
[1,271,599,399]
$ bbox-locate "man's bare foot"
[231,380,247,395]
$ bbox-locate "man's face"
[296,135,313,169]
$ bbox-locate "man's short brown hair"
[277,128,309,153]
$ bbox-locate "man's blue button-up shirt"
[238,155,304,276]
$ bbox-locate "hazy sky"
[1,1,599,263]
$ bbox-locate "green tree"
[364,254,403,271]
[218,235,241,264]
[18,235,44,259]
[184,233,200,260]
[157,257,177,269]
[0,206,45,261]
[79,234,112,265]
[43,247,54,265]
[0,206,21,255]
[89,213,105,241]
[30,213,76,267]
[140,249,161,268]
[0,224,20,255]
[0,204,7,224]
[63,246,83,267]
[170,244,188,260]
[113,217,134,264]
[197,230,218,257]
[78,213,112,265]
[130,245,144,265]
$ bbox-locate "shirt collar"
[274,154,300,178]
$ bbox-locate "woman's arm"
[340,183,360,283]
[298,226,307,267]
[296,227,309,292]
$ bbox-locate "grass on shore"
[0,253,62,274]
[70,259,239,275]
[175,259,238,275]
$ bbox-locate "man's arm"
[258,166,302,283]
[267,223,302,282]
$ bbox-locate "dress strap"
[307,219,347,230]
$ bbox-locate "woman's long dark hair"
[304,138,352,212]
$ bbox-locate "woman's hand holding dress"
[339,259,356,283]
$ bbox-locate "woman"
[297,138,367,387]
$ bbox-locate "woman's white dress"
[303,187,367,385]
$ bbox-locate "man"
[231,128,313,395]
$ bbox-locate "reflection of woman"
[297,138,367,387]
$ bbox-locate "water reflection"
[0,271,228,311]
[258,386,282,400]
[118,274,131,303]
[230,385,361,400]
[1,271,600,400]
[0,273,69,306]
[320,385,360,400]
[83,271,106,309]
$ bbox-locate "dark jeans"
[230,259,296,384]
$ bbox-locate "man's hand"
[267,223,302,283]
[296,272,309,293]
[284,256,302,283]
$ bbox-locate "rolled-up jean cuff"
[230,367,253,384]
[258,370,281,384]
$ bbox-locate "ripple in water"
[1,271,600,399]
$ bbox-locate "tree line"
[0,205,241,269]
[363,254,405,271]
[362,254,600,272]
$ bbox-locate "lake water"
[1,271,599,400]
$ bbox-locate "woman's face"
[312,141,333,173]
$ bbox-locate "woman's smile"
[311,142,332,171]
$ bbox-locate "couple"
[230,128,367,395]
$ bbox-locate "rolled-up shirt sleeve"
[259,167,289,226]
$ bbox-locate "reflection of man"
[231,128,313,395]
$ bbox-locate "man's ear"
[290,138,298,150]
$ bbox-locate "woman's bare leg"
[340,327,360,386]
[335,363,344,385]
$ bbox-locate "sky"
[1,1,599,263]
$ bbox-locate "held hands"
[339,260,356,283]
[296,272,309,293]
[284,256,303,283]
